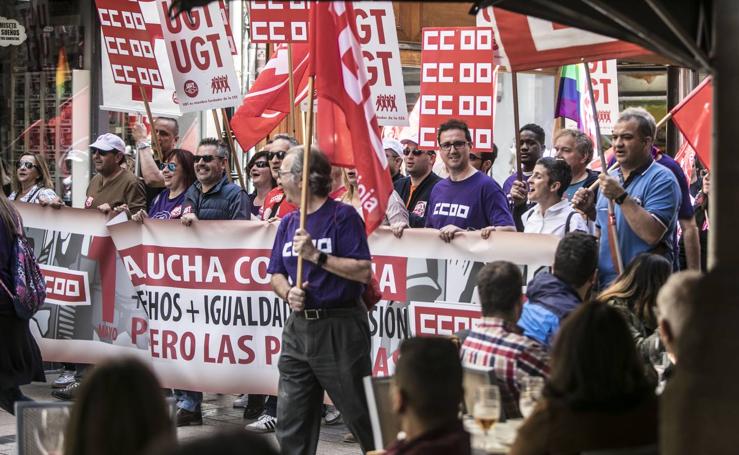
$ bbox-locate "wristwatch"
[136,141,151,151]
[316,252,328,268]
[614,191,629,205]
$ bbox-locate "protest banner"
[249,1,310,43]
[157,0,241,113]
[99,0,180,116]
[418,27,498,152]
[20,204,558,394]
[587,60,619,136]
[353,2,408,126]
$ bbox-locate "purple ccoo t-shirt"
[425,171,514,230]
[148,189,186,219]
[268,198,371,309]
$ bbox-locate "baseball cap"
[383,138,404,157]
[90,133,125,153]
[400,133,419,146]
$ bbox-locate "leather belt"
[295,307,360,320]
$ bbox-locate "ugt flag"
[555,63,599,166]
[670,77,712,170]
[311,1,392,234]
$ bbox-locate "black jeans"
[276,308,373,454]
[0,386,32,415]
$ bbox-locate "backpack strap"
[565,211,577,234]
[0,278,12,299]
[26,186,42,204]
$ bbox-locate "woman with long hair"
[64,357,175,455]
[510,303,657,454]
[131,148,196,221]
[597,253,672,363]
[246,150,276,218]
[9,152,61,205]
[0,193,44,414]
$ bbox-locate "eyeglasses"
[277,169,294,178]
[16,161,38,170]
[195,154,220,163]
[91,148,116,156]
[252,161,269,169]
[268,151,286,161]
[439,140,469,151]
[159,162,177,172]
[469,153,481,161]
[403,148,433,157]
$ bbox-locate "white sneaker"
[52,371,76,389]
[323,405,342,425]
[245,414,277,433]
[233,394,248,408]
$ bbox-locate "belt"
[295,307,360,320]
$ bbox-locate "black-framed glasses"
[195,154,219,163]
[403,148,433,157]
[16,161,38,170]
[159,162,177,172]
[439,140,469,151]
[268,151,286,161]
[469,153,481,161]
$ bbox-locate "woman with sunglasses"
[246,150,276,218]
[132,149,196,221]
[9,153,61,206]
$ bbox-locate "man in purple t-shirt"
[424,119,515,242]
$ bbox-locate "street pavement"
[0,373,362,455]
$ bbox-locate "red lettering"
[204,333,217,363]
[373,347,389,376]
[237,336,256,364]
[265,336,280,365]
[217,335,236,364]
[181,332,195,361]
[598,78,611,104]
[162,330,178,359]
[131,317,148,345]
[150,328,160,358]
[369,9,387,45]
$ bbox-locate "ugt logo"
[184,80,199,98]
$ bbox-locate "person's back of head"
[476,261,523,319]
[656,270,703,361]
[393,337,463,429]
[64,357,174,455]
[545,302,653,412]
[553,232,598,290]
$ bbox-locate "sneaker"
[245,414,277,433]
[342,432,357,444]
[51,381,80,401]
[175,408,203,427]
[233,394,248,408]
[323,405,342,425]
[52,371,76,389]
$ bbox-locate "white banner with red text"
[19,204,558,394]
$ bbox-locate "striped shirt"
[461,317,550,417]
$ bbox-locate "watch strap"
[614,192,628,205]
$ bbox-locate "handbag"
[0,214,46,319]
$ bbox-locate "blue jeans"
[174,389,202,412]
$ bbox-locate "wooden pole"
[287,43,297,138]
[511,71,523,181]
[138,85,162,161]
[295,76,315,290]
[584,62,623,275]
[221,108,246,189]
[211,109,232,183]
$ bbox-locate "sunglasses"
[159,162,177,172]
[439,140,469,151]
[403,148,434,157]
[469,153,481,161]
[250,161,269,169]
[16,161,38,170]
[268,151,286,161]
[91,148,116,156]
[195,154,220,163]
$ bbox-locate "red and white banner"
[587,60,619,136]
[249,0,310,43]
[353,1,408,126]
[476,7,650,71]
[157,0,240,112]
[312,1,392,234]
[418,27,498,152]
[21,204,558,392]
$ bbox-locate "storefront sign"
[0,17,27,47]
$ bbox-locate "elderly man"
[424,119,514,243]
[268,147,374,453]
[656,270,702,364]
[262,134,300,220]
[573,108,681,287]
[553,129,599,200]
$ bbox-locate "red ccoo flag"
[311,1,392,234]
[670,76,712,169]
[231,43,310,152]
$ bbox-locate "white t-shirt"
[523,199,589,237]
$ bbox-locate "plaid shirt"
[461,317,550,418]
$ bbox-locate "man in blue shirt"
[577,108,681,287]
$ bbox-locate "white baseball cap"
[400,133,419,146]
[383,138,404,157]
[90,133,125,153]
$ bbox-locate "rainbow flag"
[55,46,69,100]
[555,63,599,157]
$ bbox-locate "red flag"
[670,77,712,170]
[311,1,392,234]
[231,43,310,151]
[674,140,696,184]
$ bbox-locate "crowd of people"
[0,104,712,454]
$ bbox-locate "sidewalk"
[0,375,362,455]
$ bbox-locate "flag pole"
[287,43,297,139]
[138,85,162,162]
[584,62,624,274]
[211,110,232,183]
[511,71,523,181]
[221,108,246,189]
[295,75,316,290]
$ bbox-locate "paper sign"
[0,16,27,47]
[418,27,498,152]
[587,60,619,136]
[157,0,241,112]
[249,0,309,43]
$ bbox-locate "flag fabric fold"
[555,63,599,163]
[231,43,310,152]
[670,77,712,169]
[311,1,392,234]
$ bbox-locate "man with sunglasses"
[469,144,497,176]
[424,119,514,243]
[262,134,300,220]
[393,134,442,229]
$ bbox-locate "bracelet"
[136,141,151,150]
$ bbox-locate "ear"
[550,180,561,194]
[482,160,493,173]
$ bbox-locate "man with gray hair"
[656,270,702,364]
[553,128,599,201]
[573,107,681,287]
